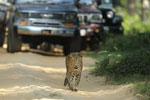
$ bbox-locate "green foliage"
[90,33,150,99]
[115,7,150,35]
[92,33,150,76]
[134,82,150,100]
[101,34,150,52]
[122,14,150,35]
[90,6,150,99]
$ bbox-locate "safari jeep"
[98,0,124,34]
[78,0,103,50]
[7,0,81,55]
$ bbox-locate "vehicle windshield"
[79,0,94,5]
[0,4,8,11]
[100,0,113,7]
[16,0,74,4]
[101,0,112,4]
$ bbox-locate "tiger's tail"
[64,77,68,86]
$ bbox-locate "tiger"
[64,52,83,91]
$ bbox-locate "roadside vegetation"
[88,11,150,100]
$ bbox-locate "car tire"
[63,30,81,55]
[29,43,38,49]
[80,37,87,50]
[119,25,124,35]
[0,28,5,47]
[89,36,100,51]
[40,42,51,52]
[63,43,70,56]
[7,15,22,53]
[89,31,103,51]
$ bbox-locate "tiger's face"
[69,53,83,70]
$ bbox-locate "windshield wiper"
[18,1,35,4]
[58,1,72,4]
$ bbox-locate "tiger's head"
[68,52,83,69]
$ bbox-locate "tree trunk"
[127,0,137,16]
[141,0,149,22]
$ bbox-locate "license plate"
[42,30,53,35]
[103,26,109,31]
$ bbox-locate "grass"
[88,32,150,99]
[87,5,150,100]
[49,92,61,98]
[134,82,150,100]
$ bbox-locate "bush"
[123,15,150,35]
[92,33,150,77]
[90,7,150,99]
[115,8,150,35]
[134,82,150,100]
[101,34,150,52]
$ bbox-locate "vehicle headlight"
[65,13,76,21]
[107,11,114,18]
[80,29,86,36]
[90,14,102,23]
[16,12,28,18]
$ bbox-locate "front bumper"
[79,24,100,37]
[16,25,76,37]
[103,25,123,33]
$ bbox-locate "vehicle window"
[0,12,5,20]
[100,0,113,7]
[79,0,94,5]
[16,0,74,4]
[101,0,112,4]
[0,5,7,11]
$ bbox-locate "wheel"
[89,31,102,51]
[70,35,81,52]
[80,37,88,50]
[7,15,22,53]
[115,25,124,35]
[0,28,5,47]
[63,43,70,56]
[40,42,51,52]
[89,36,100,51]
[119,25,124,35]
[29,43,38,49]
[63,30,81,55]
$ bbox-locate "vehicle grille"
[78,14,90,25]
[29,13,64,20]
[32,22,60,27]
[19,12,65,20]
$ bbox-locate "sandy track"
[0,48,138,100]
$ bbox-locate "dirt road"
[0,48,138,100]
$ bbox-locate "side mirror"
[96,0,101,5]
[7,0,15,4]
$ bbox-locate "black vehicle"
[0,2,9,47]
[78,0,103,50]
[98,0,124,34]
[7,0,81,55]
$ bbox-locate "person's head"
[74,0,81,9]
[96,0,101,5]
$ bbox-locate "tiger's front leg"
[66,73,74,91]
[74,74,81,91]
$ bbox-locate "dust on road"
[0,48,138,100]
